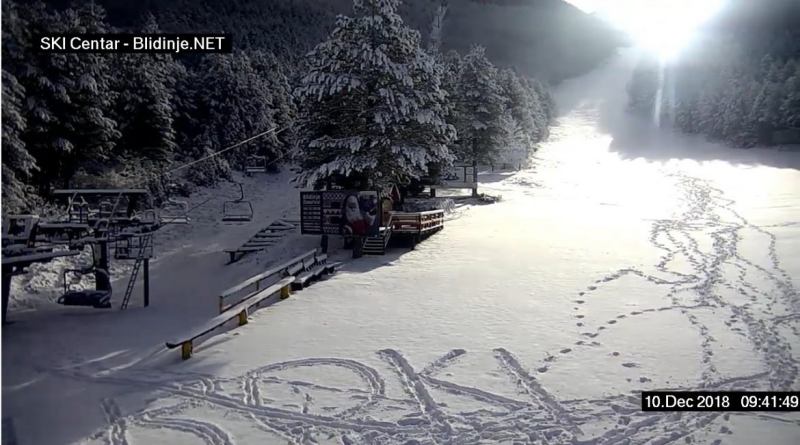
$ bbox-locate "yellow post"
[280,285,291,299]
[181,341,193,360]
[238,308,249,326]
[219,297,224,313]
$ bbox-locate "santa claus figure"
[342,194,376,236]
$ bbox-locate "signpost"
[495,146,531,170]
[429,163,478,197]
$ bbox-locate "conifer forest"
[0,0,619,214]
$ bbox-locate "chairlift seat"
[57,290,112,308]
[161,215,189,225]
[160,199,190,225]
[221,183,254,223]
[222,215,253,223]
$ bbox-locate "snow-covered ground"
[4,48,800,444]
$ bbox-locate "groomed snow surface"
[4,49,800,444]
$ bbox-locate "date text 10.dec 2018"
[642,391,800,412]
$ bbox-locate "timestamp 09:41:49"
[641,391,800,412]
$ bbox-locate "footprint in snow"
[611,352,620,356]
[616,314,626,319]
[559,348,572,354]
[621,362,639,368]
[607,320,617,324]
[575,300,585,304]
[537,367,548,373]
[575,315,585,319]
[588,286,597,291]
[582,332,599,338]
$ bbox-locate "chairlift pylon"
[222,183,254,223]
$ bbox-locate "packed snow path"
[5,49,800,444]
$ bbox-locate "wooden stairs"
[362,215,393,256]
[224,217,299,264]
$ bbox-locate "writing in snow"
[37,34,231,53]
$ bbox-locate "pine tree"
[194,51,280,169]
[780,69,800,129]
[250,49,297,154]
[456,44,507,164]
[294,0,456,189]
[2,70,39,213]
[108,13,181,164]
[14,1,119,189]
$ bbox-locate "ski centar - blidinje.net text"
[35,33,233,54]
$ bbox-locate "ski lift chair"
[57,267,113,309]
[133,209,159,226]
[244,155,268,175]
[68,198,91,223]
[2,215,41,248]
[97,200,114,218]
[160,199,190,224]
[222,183,254,223]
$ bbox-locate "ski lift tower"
[48,188,150,297]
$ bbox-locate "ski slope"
[4,48,800,444]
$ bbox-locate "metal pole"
[2,267,12,325]
[97,241,111,291]
[143,259,150,307]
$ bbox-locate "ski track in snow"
[6,51,800,445]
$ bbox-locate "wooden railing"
[390,210,445,234]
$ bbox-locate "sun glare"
[596,0,724,60]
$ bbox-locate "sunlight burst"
[596,0,724,59]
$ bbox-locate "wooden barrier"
[167,249,339,360]
[390,210,445,234]
[218,249,318,313]
[166,276,295,360]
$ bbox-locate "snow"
[4,48,800,445]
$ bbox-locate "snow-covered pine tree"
[780,68,800,129]
[250,50,297,155]
[433,50,470,158]
[57,3,120,181]
[108,13,181,164]
[194,51,280,171]
[527,77,556,124]
[293,0,456,190]
[1,0,38,204]
[2,69,39,213]
[14,1,119,190]
[499,69,535,141]
[517,76,548,142]
[456,44,507,165]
